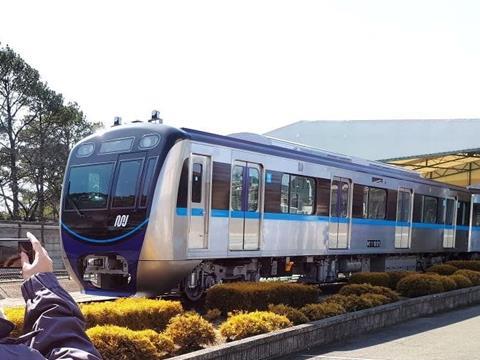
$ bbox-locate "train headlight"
[76,143,95,157]
[139,134,160,149]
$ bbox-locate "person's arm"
[21,232,102,360]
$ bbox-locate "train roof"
[182,127,468,192]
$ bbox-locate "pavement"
[280,304,480,360]
[0,277,116,307]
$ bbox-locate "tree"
[0,44,100,221]
[0,45,44,219]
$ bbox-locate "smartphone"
[0,239,34,268]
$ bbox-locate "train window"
[140,158,157,207]
[437,199,446,224]
[99,137,134,154]
[465,202,471,226]
[422,196,438,223]
[281,174,289,213]
[362,187,387,219]
[445,199,455,225]
[65,163,114,210]
[397,190,411,222]
[112,159,143,208]
[281,174,315,215]
[473,204,480,226]
[248,168,259,211]
[231,165,244,211]
[191,163,203,203]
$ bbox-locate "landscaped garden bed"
[6,260,480,359]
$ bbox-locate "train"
[59,116,480,299]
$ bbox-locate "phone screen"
[0,239,34,268]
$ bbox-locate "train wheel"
[181,281,205,302]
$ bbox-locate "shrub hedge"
[449,274,473,288]
[396,274,444,297]
[203,308,222,322]
[385,271,415,290]
[348,272,390,287]
[205,282,319,313]
[267,304,309,325]
[426,264,458,276]
[454,270,480,286]
[432,275,457,291]
[339,284,399,301]
[164,312,216,351]
[86,325,174,360]
[80,298,183,331]
[219,311,291,341]
[299,302,346,321]
[323,293,392,312]
[446,260,480,272]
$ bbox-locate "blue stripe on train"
[176,207,472,231]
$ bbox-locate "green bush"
[323,293,389,312]
[454,270,480,285]
[219,311,291,341]
[205,282,319,314]
[446,260,480,272]
[299,303,346,321]
[80,298,183,331]
[433,275,457,291]
[267,304,309,325]
[339,284,399,301]
[349,272,390,287]
[164,312,216,351]
[86,325,174,360]
[396,274,444,297]
[449,274,473,288]
[386,271,415,290]
[426,264,458,276]
[360,293,390,306]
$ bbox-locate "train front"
[60,122,187,296]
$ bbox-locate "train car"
[60,118,480,299]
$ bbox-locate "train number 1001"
[114,215,129,227]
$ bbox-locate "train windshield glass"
[65,163,114,210]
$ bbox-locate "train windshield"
[65,163,115,210]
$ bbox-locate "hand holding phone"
[21,232,53,279]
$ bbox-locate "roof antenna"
[149,110,163,124]
[113,116,122,126]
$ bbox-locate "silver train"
[60,120,480,299]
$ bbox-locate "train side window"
[289,176,315,215]
[437,199,446,224]
[465,202,471,226]
[281,174,315,215]
[140,157,157,207]
[362,186,387,220]
[413,194,423,222]
[445,199,455,225]
[112,159,143,208]
[231,165,244,211]
[473,204,480,226]
[191,163,203,203]
[422,196,438,223]
[248,167,259,211]
[280,174,290,213]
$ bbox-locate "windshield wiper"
[66,182,85,218]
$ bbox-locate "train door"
[443,198,457,248]
[229,161,262,251]
[395,188,413,248]
[187,155,210,249]
[328,177,351,249]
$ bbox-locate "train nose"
[82,254,131,290]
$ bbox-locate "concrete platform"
[0,277,116,307]
[283,304,480,360]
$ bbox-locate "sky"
[0,0,479,135]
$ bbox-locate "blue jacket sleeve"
[21,273,102,360]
